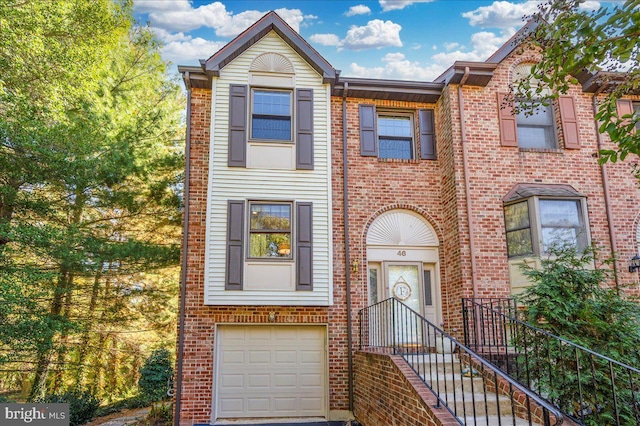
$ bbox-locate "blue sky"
[133,0,600,81]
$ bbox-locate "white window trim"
[247,200,294,261]
[376,110,415,159]
[505,196,590,258]
[515,99,559,150]
[249,88,294,143]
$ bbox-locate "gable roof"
[486,19,539,64]
[202,11,337,84]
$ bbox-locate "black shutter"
[359,104,378,156]
[228,85,247,167]
[419,109,437,160]
[225,200,244,290]
[296,88,314,170]
[296,202,313,291]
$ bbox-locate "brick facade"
[176,13,640,426]
[353,351,459,426]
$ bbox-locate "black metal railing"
[463,298,640,425]
[360,298,563,425]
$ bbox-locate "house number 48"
[396,250,406,256]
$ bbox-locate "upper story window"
[248,202,292,258]
[503,184,589,258]
[513,63,557,149]
[378,114,414,159]
[499,63,580,150]
[634,102,640,131]
[225,200,313,291]
[359,105,436,160]
[251,89,292,141]
[515,101,557,149]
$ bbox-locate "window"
[248,202,292,258]
[504,201,533,257]
[225,200,313,291]
[634,102,640,131]
[251,89,292,141]
[499,63,580,150]
[515,100,557,149]
[539,199,587,252]
[360,105,436,160]
[378,114,413,159]
[504,197,588,258]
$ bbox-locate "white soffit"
[366,210,438,246]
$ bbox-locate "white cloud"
[346,28,515,81]
[140,1,306,37]
[153,27,226,65]
[349,52,445,81]
[579,1,600,11]
[432,29,515,64]
[379,0,434,12]
[462,1,541,28]
[341,19,402,50]
[444,42,461,51]
[309,33,341,46]
[134,0,191,13]
[345,5,372,16]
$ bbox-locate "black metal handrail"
[463,297,640,425]
[360,298,563,425]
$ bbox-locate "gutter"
[174,72,192,426]
[458,67,479,299]
[342,82,354,411]
[592,86,620,289]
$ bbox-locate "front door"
[369,262,437,324]
[367,261,438,348]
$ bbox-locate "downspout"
[174,72,192,426]
[592,85,620,289]
[458,67,480,299]
[342,82,354,412]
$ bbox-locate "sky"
[132,0,601,82]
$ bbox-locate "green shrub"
[37,390,101,426]
[138,348,173,403]
[516,244,640,425]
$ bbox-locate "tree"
[515,0,640,164]
[138,348,173,403]
[0,0,184,401]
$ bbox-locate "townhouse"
[175,12,640,425]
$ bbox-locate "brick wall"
[353,351,459,426]
[453,50,640,299]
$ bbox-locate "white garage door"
[216,325,326,419]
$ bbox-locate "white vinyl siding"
[205,31,332,305]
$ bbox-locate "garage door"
[216,325,326,419]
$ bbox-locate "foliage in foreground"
[515,245,640,425]
[37,390,101,426]
[515,0,640,165]
[0,0,183,402]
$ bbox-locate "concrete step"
[461,415,541,425]
[439,391,517,418]
[403,353,545,425]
